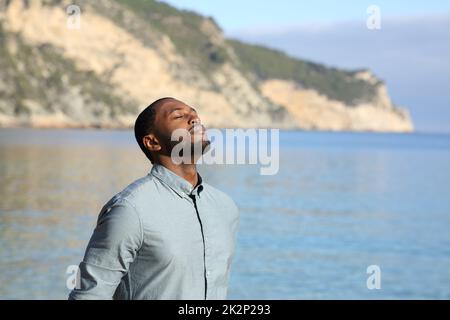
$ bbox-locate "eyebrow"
[167,107,197,116]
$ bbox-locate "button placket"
[189,193,208,299]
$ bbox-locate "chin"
[201,139,211,152]
[191,133,209,144]
[190,139,211,156]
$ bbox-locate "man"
[69,97,240,300]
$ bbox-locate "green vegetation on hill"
[228,39,378,105]
[115,0,229,73]
[114,0,380,106]
[1,0,386,119]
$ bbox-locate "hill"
[0,0,413,131]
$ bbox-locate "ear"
[143,134,161,152]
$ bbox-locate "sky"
[165,0,450,30]
[165,0,450,133]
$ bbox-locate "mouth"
[189,124,205,135]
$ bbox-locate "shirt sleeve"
[68,201,143,300]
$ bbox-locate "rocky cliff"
[0,0,413,131]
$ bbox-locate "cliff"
[0,0,413,132]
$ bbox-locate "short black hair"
[134,97,175,163]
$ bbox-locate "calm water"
[0,128,450,299]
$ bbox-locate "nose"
[189,117,201,126]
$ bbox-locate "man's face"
[150,99,210,161]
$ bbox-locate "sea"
[0,128,449,299]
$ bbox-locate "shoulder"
[100,174,159,217]
[110,173,159,202]
[94,175,160,238]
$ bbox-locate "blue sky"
[165,1,450,133]
[165,0,450,31]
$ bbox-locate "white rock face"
[260,79,413,132]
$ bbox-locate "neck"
[155,157,198,187]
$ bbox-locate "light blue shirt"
[69,164,240,300]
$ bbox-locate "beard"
[165,134,211,164]
[183,138,211,159]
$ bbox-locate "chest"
[139,196,235,265]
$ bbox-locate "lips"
[189,124,205,135]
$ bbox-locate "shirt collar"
[150,164,204,198]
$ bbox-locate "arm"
[69,201,143,300]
